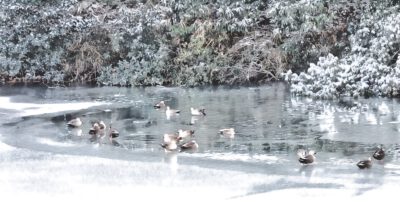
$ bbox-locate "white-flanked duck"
[177,129,195,140]
[166,106,180,115]
[154,101,166,109]
[161,133,179,152]
[191,107,206,116]
[373,146,385,160]
[180,140,199,152]
[297,149,316,164]
[219,128,235,139]
[67,117,82,128]
[357,157,372,169]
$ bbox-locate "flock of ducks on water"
[298,146,385,169]
[153,100,235,152]
[67,118,119,143]
[67,101,385,168]
[65,100,235,152]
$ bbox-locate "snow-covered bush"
[285,4,400,98]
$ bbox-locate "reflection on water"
[1,83,400,198]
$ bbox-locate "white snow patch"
[0,96,109,116]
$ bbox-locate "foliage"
[0,0,399,95]
[285,4,400,98]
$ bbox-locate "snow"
[0,96,108,116]
[284,7,400,98]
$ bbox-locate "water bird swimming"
[67,117,82,128]
[180,140,199,152]
[297,149,316,164]
[373,146,385,160]
[154,101,166,109]
[88,121,106,136]
[190,107,206,116]
[219,128,235,139]
[357,157,372,169]
[89,123,99,135]
[109,124,119,139]
[177,129,195,140]
[161,133,179,152]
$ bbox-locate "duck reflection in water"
[69,128,82,137]
[165,106,180,120]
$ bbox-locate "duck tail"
[298,158,308,164]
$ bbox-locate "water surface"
[1,83,400,201]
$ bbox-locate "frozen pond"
[1,83,400,201]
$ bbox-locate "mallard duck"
[357,157,372,169]
[67,117,82,128]
[297,149,316,164]
[177,129,195,140]
[219,128,235,139]
[161,133,179,152]
[154,101,166,109]
[373,146,385,160]
[191,107,206,116]
[180,140,199,151]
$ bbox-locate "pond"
[0,83,400,201]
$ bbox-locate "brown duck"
[297,149,316,164]
[180,140,199,152]
[357,157,372,169]
[372,146,385,160]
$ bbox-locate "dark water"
[0,83,400,200]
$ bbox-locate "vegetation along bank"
[1,0,399,97]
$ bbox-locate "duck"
[357,157,372,169]
[166,106,180,115]
[372,146,385,160]
[154,101,166,109]
[177,129,195,140]
[89,122,100,135]
[88,121,106,136]
[297,149,316,164]
[98,121,106,130]
[67,117,82,128]
[109,124,119,139]
[219,128,235,139]
[180,140,199,152]
[191,107,206,116]
[161,133,179,152]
